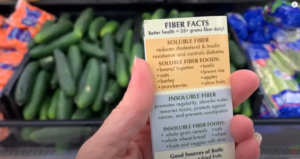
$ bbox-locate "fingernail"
[133,56,138,67]
[253,132,262,145]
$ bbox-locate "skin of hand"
[77,57,262,159]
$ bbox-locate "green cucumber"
[57,91,73,120]
[34,20,73,44]
[28,20,54,49]
[77,61,90,95]
[116,53,130,88]
[30,127,91,144]
[48,89,60,119]
[21,128,37,141]
[23,70,50,120]
[233,103,242,113]
[230,63,237,73]
[142,12,151,20]
[178,11,194,17]
[115,19,133,44]
[78,40,106,58]
[71,108,92,120]
[100,103,113,119]
[100,21,119,37]
[130,42,144,73]
[57,13,71,23]
[39,56,54,71]
[50,71,58,89]
[122,29,133,61]
[30,32,81,59]
[229,40,246,68]
[88,17,106,41]
[104,80,122,103]
[103,33,116,75]
[39,96,51,120]
[168,9,179,18]
[74,8,95,37]
[152,8,166,19]
[67,45,82,82]
[241,99,252,117]
[75,58,100,108]
[92,63,109,112]
[14,62,39,106]
[56,142,69,154]
[54,49,76,97]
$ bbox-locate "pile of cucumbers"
[229,38,252,117]
[14,8,141,120]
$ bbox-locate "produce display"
[228,1,300,118]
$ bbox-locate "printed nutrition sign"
[143,16,235,159]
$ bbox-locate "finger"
[236,133,262,159]
[231,70,259,107]
[230,115,254,143]
[79,57,155,157]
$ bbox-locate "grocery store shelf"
[0,120,104,127]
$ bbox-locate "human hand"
[77,57,261,159]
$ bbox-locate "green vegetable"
[57,13,71,23]
[168,9,179,18]
[116,53,130,88]
[39,56,54,71]
[50,71,58,89]
[178,11,194,17]
[130,42,144,73]
[57,91,73,120]
[122,29,133,61]
[21,128,37,141]
[39,96,51,120]
[230,63,236,73]
[88,17,106,41]
[30,32,81,59]
[229,40,246,68]
[92,63,109,112]
[142,12,151,20]
[78,40,106,58]
[104,80,122,103]
[54,49,77,97]
[241,99,252,117]
[74,8,94,37]
[67,45,83,82]
[48,89,60,119]
[103,33,116,75]
[14,62,39,106]
[23,70,50,120]
[152,8,166,19]
[115,19,133,44]
[75,58,100,108]
[100,21,119,37]
[72,108,92,120]
[34,20,73,44]
[30,127,91,144]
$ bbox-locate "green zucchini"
[67,45,82,82]
[78,40,106,58]
[23,70,50,120]
[115,19,133,44]
[74,8,95,37]
[34,20,73,44]
[88,17,106,41]
[54,49,76,97]
[92,63,109,112]
[14,62,39,106]
[75,58,100,108]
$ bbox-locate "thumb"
[77,57,155,158]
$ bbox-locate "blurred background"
[0,0,300,158]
